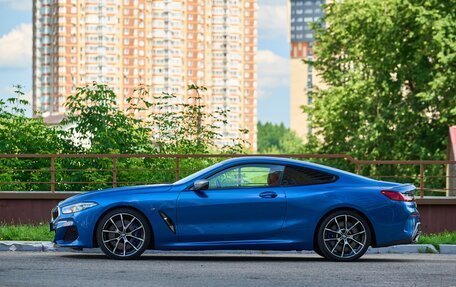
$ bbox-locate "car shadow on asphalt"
[60,254,426,263]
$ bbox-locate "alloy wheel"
[101,212,146,257]
[322,214,367,260]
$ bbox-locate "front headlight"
[61,202,98,214]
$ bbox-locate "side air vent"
[158,211,176,234]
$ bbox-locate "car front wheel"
[317,210,371,261]
[96,208,151,260]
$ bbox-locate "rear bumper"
[412,222,422,243]
[376,219,422,247]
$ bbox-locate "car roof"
[219,156,373,182]
[221,156,323,166]
[173,156,377,186]
[220,156,334,171]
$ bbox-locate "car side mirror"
[193,179,209,191]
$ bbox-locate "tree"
[62,83,154,154]
[306,0,456,162]
[0,86,66,154]
[132,83,248,154]
[62,82,248,154]
[0,83,249,191]
[257,121,304,153]
[59,83,249,190]
[0,86,68,190]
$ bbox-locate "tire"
[317,210,371,262]
[96,208,151,260]
[313,244,325,258]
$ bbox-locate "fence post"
[420,163,424,198]
[113,157,117,188]
[175,157,180,182]
[50,156,55,193]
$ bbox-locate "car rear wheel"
[317,210,371,262]
[313,244,324,258]
[96,208,151,260]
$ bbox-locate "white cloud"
[257,50,290,99]
[0,23,32,68]
[0,0,32,11]
[258,0,288,39]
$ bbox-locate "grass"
[418,231,456,250]
[0,223,53,241]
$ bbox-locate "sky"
[0,0,290,126]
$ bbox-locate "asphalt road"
[0,252,455,287]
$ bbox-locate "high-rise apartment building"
[33,0,257,149]
[288,0,325,140]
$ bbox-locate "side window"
[281,166,337,186]
[207,164,285,189]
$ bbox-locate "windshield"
[173,160,227,185]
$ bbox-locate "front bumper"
[50,205,102,248]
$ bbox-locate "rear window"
[281,166,337,186]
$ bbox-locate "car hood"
[58,184,173,206]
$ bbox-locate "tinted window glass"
[207,164,285,189]
[281,166,336,186]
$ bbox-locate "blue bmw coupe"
[50,156,421,261]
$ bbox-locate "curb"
[439,244,456,254]
[0,241,99,253]
[0,241,454,254]
[0,241,45,252]
[368,244,438,254]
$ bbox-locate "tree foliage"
[0,83,248,191]
[307,0,456,161]
[0,86,67,190]
[257,121,304,153]
[61,82,247,155]
[130,83,247,154]
[0,86,65,154]
[62,83,153,154]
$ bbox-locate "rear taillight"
[381,190,414,202]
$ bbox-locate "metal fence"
[0,153,455,198]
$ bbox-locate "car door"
[176,164,287,243]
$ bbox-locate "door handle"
[259,191,278,198]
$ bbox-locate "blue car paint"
[51,157,420,250]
